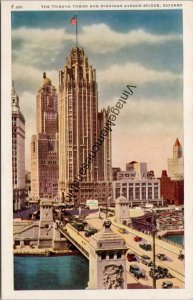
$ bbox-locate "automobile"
[129,264,145,279]
[178,253,184,261]
[162,281,173,289]
[149,267,164,280]
[139,243,152,251]
[108,213,114,217]
[150,265,173,279]
[127,252,137,262]
[71,220,85,231]
[118,228,127,234]
[134,236,142,242]
[157,253,167,261]
[84,225,98,237]
[141,255,151,260]
[157,265,169,277]
[141,255,153,267]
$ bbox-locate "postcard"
[1,0,193,299]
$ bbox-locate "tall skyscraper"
[58,47,112,203]
[12,81,26,211]
[168,138,184,180]
[31,73,59,199]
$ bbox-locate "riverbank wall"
[158,229,184,238]
[14,247,80,256]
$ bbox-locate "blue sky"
[12,9,183,176]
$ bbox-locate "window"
[115,188,120,199]
[109,252,114,259]
[142,187,146,200]
[129,188,133,200]
[101,253,106,260]
[117,252,122,259]
[135,187,140,199]
[69,131,72,143]
[122,187,127,198]
[154,187,159,199]
[33,142,36,152]
[148,187,152,199]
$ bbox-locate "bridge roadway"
[58,212,184,289]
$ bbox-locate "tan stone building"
[168,138,184,180]
[58,47,112,204]
[12,81,26,211]
[31,73,59,199]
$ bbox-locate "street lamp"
[151,211,157,289]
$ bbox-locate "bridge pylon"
[87,220,128,289]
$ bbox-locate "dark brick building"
[159,170,184,206]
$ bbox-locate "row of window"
[115,186,159,200]
[115,182,159,187]
[100,252,122,260]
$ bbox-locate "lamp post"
[106,184,108,219]
[151,211,157,289]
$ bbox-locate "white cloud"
[81,24,182,53]
[12,28,73,65]
[97,62,181,85]
[12,25,182,67]
[12,63,59,92]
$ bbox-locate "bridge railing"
[58,226,89,258]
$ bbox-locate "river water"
[164,234,184,246]
[14,255,89,290]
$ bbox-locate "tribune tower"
[58,47,112,202]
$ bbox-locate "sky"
[12,9,183,177]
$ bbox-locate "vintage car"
[118,228,128,234]
[162,281,173,289]
[129,264,145,279]
[127,252,137,262]
[139,242,152,251]
[141,255,153,267]
[134,236,142,242]
[157,253,167,261]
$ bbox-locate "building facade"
[58,47,112,204]
[113,178,162,207]
[112,161,161,207]
[31,73,59,199]
[168,138,184,180]
[126,161,148,179]
[113,162,154,181]
[115,195,130,225]
[160,170,184,206]
[12,81,26,211]
[112,167,121,181]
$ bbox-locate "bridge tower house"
[115,194,131,225]
[88,220,127,289]
[38,199,54,248]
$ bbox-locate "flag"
[70,16,77,26]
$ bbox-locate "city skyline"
[12,10,183,177]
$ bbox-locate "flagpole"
[76,15,78,47]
